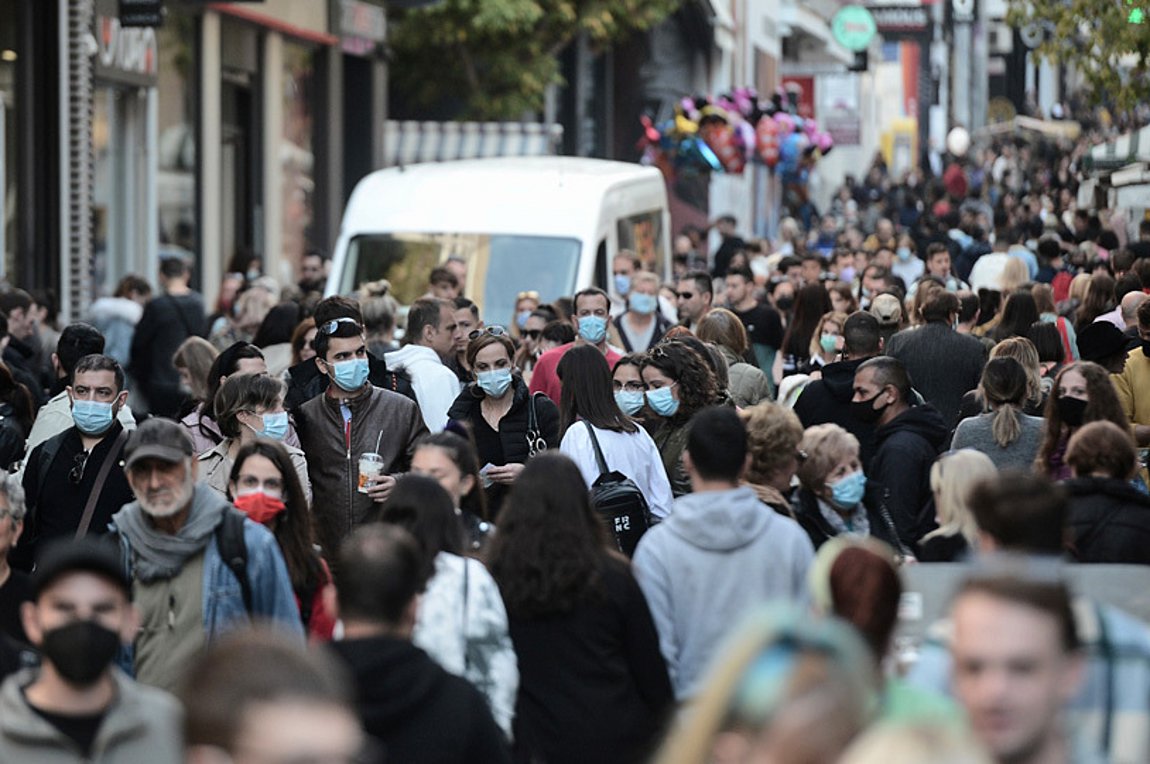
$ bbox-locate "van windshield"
[340,233,582,327]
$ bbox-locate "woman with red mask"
[227,439,335,641]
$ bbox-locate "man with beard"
[0,536,182,761]
[110,418,301,693]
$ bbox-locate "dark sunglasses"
[523,329,542,340]
[318,317,362,335]
[469,326,508,341]
[69,451,89,485]
[677,291,696,300]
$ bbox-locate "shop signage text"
[95,14,159,87]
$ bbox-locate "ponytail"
[991,401,1022,447]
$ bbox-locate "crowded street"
[2,0,1150,762]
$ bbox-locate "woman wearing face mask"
[557,345,674,519]
[412,429,495,555]
[792,424,881,550]
[639,341,720,497]
[513,308,558,386]
[1036,361,1131,480]
[612,354,656,430]
[199,374,312,504]
[227,440,333,640]
[802,310,849,375]
[446,330,559,518]
[511,290,541,341]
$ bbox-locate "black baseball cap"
[123,417,194,470]
[31,536,130,600]
[1076,321,1127,363]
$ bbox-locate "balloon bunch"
[639,88,835,177]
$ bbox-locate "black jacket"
[791,487,900,552]
[446,377,558,517]
[284,351,414,412]
[328,636,511,764]
[866,404,949,555]
[128,291,205,416]
[506,556,674,764]
[886,323,987,428]
[2,339,44,409]
[1065,477,1150,564]
[792,357,878,470]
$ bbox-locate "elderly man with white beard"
[109,418,302,693]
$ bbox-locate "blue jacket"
[113,488,303,673]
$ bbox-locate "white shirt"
[384,344,461,432]
[560,422,675,519]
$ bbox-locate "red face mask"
[234,492,287,525]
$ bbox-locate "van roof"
[340,157,665,238]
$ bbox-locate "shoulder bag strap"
[581,420,610,478]
[75,429,130,540]
[462,557,471,672]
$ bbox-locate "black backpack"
[582,422,652,557]
[216,509,253,614]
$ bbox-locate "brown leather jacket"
[296,384,428,560]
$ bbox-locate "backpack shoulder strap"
[216,509,253,614]
[581,420,610,477]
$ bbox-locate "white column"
[262,31,285,287]
[200,11,222,308]
[145,86,159,284]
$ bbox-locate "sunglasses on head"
[318,317,362,336]
[517,290,540,301]
[469,326,508,341]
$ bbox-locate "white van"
[327,157,671,328]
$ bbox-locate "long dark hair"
[557,344,637,437]
[415,428,489,521]
[252,302,303,348]
[0,364,33,437]
[1075,273,1116,331]
[487,453,609,618]
[992,290,1041,341]
[1036,361,1130,476]
[371,474,464,559]
[781,283,833,360]
[228,440,322,600]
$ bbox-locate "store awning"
[975,115,1082,142]
[1084,125,1150,175]
[779,0,854,65]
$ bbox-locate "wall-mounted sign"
[866,4,930,35]
[119,0,163,27]
[832,5,878,52]
[95,11,159,86]
[340,0,386,56]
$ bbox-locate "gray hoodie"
[632,485,815,700]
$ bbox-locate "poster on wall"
[820,74,861,146]
[780,76,815,120]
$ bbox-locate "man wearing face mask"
[529,288,622,404]
[0,536,182,762]
[851,357,948,557]
[110,418,303,693]
[613,271,671,353]
[297,316,427,564]
[12,355,135,572]
[609,251,641,318]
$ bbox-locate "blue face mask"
[72,400,115,436]
[257,411,289,440]
[628,292,658,315]
[614,273,632,296]
[829,470,867,508]
[645,385,680,417]
[615,390,645,415]
[839,266,856,283]
[819,333,839,353]
[330,357,370,392]
[578,315,608,344]
[476,368,513,398]
[897,247,912,262]
[516,310,532,330]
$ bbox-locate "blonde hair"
[808,311,849,359]
[797,424,859,495]
[653,608,876,764]
[989,337,1042,409]
[742,402,804,486]
[1068,272,1092,304]
[999,256,1029,293]
[839,721,993,764]
[921,449,997,546]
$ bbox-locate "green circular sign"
[832,5,877,52]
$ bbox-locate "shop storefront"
[91,0,160,298]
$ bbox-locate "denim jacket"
[113,493,304,673]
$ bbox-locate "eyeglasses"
[516,290,540,301]
[469,326,507,341]
[69,451,89,485]
[615,381,648,392]
[523,329,542,340]
[318,317,362,336]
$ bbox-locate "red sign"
[780,76,816,120]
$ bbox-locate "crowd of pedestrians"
[0,124,1148,763]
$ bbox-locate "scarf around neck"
[112,484,228,583]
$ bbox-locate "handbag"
[582,422,652,557]
[525,392,547,458]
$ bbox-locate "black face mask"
[40,620,121,687]
[1056,396,1088,428]
[851,391,889,424]
[776,296,795,312]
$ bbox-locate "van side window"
[617,210,664,271]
